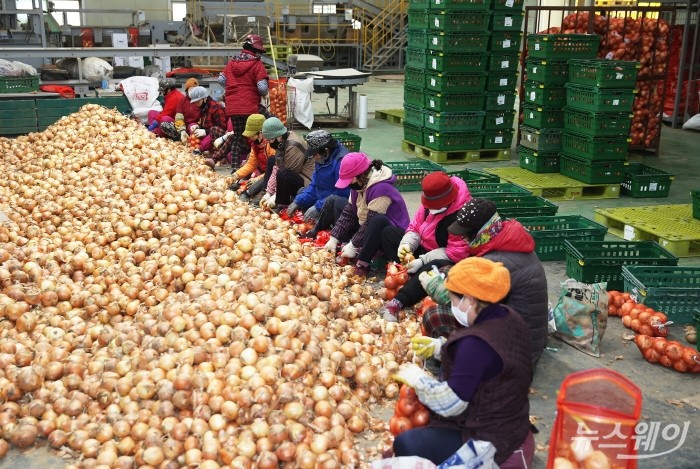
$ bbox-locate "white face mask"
[451,297,472,327]
[429,207,448,215]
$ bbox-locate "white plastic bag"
[288,76,314,129]
[437,439,498,469]
[370,456,437,469]
[119,76,162,123]
[682,113,700,131]
[11,61,38,76]
[82,57,113,81]
[0,59,22,76]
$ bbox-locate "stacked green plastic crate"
[561,59,638,184]
[403,0,493,152]
[519,34,600,174]
[482,0,524,150]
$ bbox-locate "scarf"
[469,212,503,249]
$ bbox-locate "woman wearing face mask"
[378,171,471,322]
[392,257,535,468]
[223,114,274,184]
[257,117,314,211]
[417,198,548,370]
[323,152,410,278]
[285,130,351,227]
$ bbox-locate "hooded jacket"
[293,143,351,211]
[400,176,471,263]
[161,88,186,119]
[425,220,549,368]
[265,131,314,195]
[175,97,201,131]
[222,50,269,116]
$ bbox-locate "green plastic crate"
[563,107,632,137]
[486,71,518,91]
[564,240,678,291]
[491,12,525,31]
[332,132,362,151]
[425,91,486,112]
[403,104,424,127]
[519,215,608,261]
[482,194,559,218]
[524,80,567,107]
[404,67,426,89]
[427,31,490,52]
[409,0,431,9]
[559,153,627,184]
[404,123,424,146]
[0,75,40,93]
[406,48,428,69]
[518,146,560,173]
[429,10,490,31]
[484,110,516,130]
[693,190,700,220]
[447,168,500,184]
[522,104,565,128]
[527,34,601,60]
[519,126,563,152]
[620,163,674,198]
[483,129,514,149]
[489,32,523,53]
[622,265,700,323]
[386,161,446,191]
[423,130,484,151]
[492,0,524,10]
[426,51,488,72]
[561,130,629,161]
[469,182,530,195]
[429,0,492,10]
[566,83,636,113]
[487,53,520,71]
[525,59,569,84]
[404,86,424,107]
[425,71,487,93]
[408,9,430,28]
[568,59,640,88]
[485,91,516,110]
[424,111,485,132]
[407,29,428,49]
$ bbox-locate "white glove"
[398,244,412,262]
[180,130,188,143]
[411,336,447,360]
[324,237,339,253]
[193,128,206,138]
[266,194,276,209]
[260,193,271,208]
[214,132,233,148]
[406,258,424,274]
[341,242,359,259]
[418,271,437,291]
[392,363,429,389]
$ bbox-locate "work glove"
[259,192,271,208]
[180,130,188,143]
[411,336,447,360]
[266,194,276,209]
[230,172,241,183]
[419,270,438,291]
[392,363,429,389]
[341,241,359,259]
[286,202,299,216]
[303,206,319,222]
[324,237,339,253]
[406,258,424,274]
[397,244,412,262]
[214,132,232,148]
[193,128,207,138]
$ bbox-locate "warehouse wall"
[82,0,171,26]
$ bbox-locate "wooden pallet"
[375,109,404,126]
[486,167,621,200]
[594,204,700,257]
[402,140,511,165]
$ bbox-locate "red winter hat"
[421,172,457,210]
[244,34,266,54]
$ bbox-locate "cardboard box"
[150,44,172,74]
[128,56,145,68]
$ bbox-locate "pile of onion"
[0,105,421,467]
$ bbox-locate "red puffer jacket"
[222,51,269,116]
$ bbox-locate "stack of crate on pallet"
[519,34,601,174]
[561,59,638,186]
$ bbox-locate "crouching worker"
[393,257,534,468]
[226,114,274,190]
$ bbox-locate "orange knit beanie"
[444,257,511,303]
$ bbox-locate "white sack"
[119,76,162,123]
[288,76,315,129]
[82,57,113,81]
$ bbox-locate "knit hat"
[189,86,208,104]
[262,117,287,139]
[242,114,266,137]
[243,34,266,54]
[335,152,373,189]
[444,257,511,303]
[159,78,177,92]
[448,198,498,238]
[185,78,199,92]
[305,130,333,157]
[421,172,458,210]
